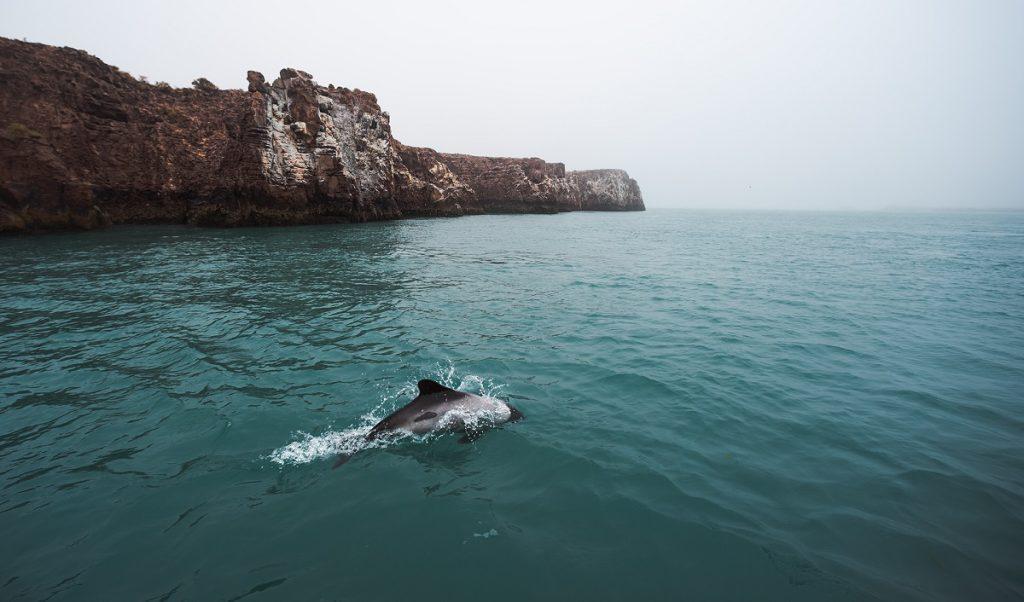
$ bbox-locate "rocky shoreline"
[0,37,643,234]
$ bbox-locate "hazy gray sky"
[2,0,1022,209]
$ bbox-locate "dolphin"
[333,379,524,468]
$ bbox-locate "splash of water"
[268,362,506,466]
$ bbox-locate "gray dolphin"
[333,379,524,467]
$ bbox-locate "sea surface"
[1,210,1022,601]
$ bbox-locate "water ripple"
[0,212,1022,600]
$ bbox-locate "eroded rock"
[0,37,643,233]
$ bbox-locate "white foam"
[268,425,372,465]
[268,363,508,466]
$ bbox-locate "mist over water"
[1,210,1023,600]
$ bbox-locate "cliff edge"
[0,37,643,233]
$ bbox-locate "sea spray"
[268,362,507,466]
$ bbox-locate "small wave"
[268,362,507,466]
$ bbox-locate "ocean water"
[1,210,1022,601]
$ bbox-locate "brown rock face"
[436,154,578,214]
[0,37,643,233]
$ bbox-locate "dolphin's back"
[366,380,469,440]
[333,379,524,468]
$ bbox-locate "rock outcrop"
[0,37,643,233]
[571,169,645,211]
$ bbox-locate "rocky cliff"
[0,37,643,233]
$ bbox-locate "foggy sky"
[2,0,1022,210]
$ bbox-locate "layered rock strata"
[0,37,643,233]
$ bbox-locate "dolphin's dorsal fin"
[417,379,459,396]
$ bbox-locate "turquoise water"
[1,210,1022,600]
